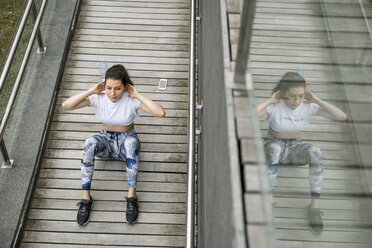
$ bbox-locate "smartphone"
[158,79,167,90]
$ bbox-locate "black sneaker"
[307,204,324,234]
[77,196,94,225]
[125,196,139,224]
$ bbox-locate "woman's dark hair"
[273,71,306,94]
[105,64,134,86]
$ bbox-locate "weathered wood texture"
[229,0,372,247]
[19,0,192,247]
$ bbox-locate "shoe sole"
[126,206,139,224]
[78,199,94,226]
[305,206,323,235]
[126,214,139,224]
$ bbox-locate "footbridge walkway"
[1,0,372,248]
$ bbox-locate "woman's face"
[105,78,125,102]
[282,87,305,110]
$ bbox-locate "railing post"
[1,138,14,168]
[32,2,46,53]
[234,0,256,84]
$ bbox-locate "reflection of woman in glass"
[256,72,347,234]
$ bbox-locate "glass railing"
[242,0,372,246]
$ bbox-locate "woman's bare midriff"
[103,122,134,132]
[268,127,300,139]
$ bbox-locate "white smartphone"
[158,79,167,90]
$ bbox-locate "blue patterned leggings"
[81,129,140,190]
[264,136,323,198]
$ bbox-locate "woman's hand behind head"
[126,84,139,98]
[91,82,105,95]
[270,91,282,104]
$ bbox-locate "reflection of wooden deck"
[19,0,191,247]
[228,0,372,247]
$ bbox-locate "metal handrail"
[0,0,47,168]
[186,0,196,246]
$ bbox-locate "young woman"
[256,72,347,234]
[62,64,165,225]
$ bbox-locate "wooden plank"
[275,229,370,243]
[49,121,188,134]
[64,61,189,73]
[274,217,371,231]
[44,149,187,163]
[78,16,189,27]
[57,98,188,110]
[46,140,188,152]
[33,188,186,203]
[27,209,185,224]
[83,0,189,9]
[73,33,189,45]
[69,47,189,58]
[275,177,361,191]
[79,10,190,21]
[276,240,370,248]
[36,178,186,192]
[46,131,188,143]
[70,40,188,52]
[38,169,186,183]
[80,5,190,15]
[61,75,189,87]
[56,106,188,118]
[64,67,188,79]
[24,220,185,235]
[53,114,187,126]
[30,198,186,213]
[277,167,361,180]
[20,244,167,248]
[67,53,189,65]
[41,158,187,173]
[22,231,185,247]
[273,207,364,221]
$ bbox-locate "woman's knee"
[308,145,322,160]
[84,135,100,149]
[124,136,140,154]
[265,142,282,158]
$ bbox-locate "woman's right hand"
[270,91,281,104]
[90,82,105,95]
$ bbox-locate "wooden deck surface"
[19,0,191,247]
[228,0,372,247]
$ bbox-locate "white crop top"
[89,91,141,126]
[265,99,319,132]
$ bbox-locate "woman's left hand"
[126,84,139,98]
[305,90,321,104]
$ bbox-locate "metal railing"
[186,0,196,246]
[0,0,47,168]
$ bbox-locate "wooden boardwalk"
[19,0,191,247]
[228,0,372,247]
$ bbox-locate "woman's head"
[105,64,134,87]
[274,72,306,110]
[104,64,133,102]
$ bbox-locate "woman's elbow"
[341,113,347,121]
[157,110,166,118]
[62,101,72,110]
[62,101,68,110]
